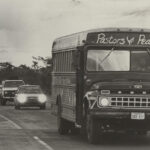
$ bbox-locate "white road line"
[33,136,54,150]
[0,114,22,129]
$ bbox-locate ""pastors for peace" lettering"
[96,33,150,46]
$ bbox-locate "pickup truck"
[1,80,25,105]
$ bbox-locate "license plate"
[131,112,145,120]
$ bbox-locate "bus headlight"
[38,94,47,103]
[99,97,110,107]
[17,94,27,103]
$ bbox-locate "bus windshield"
[86,49,150,72]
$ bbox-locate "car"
[1,80,25,105]
[14,85,47,110]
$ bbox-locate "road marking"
[0,114,22,129]
[33,136,54,150]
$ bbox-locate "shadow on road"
[64,132,150,146]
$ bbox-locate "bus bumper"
[89,108,150,131]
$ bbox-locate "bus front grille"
[110,97,150,108]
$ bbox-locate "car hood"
[3,87,18,91]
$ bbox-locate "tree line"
[0,57,52,94]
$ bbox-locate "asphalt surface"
[1,102,150,150]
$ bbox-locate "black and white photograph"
[1,0,150,149]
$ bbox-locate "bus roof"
[52,27,150,51]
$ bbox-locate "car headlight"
[17,94,27,103]
[38,94,47,103]
[99,97,110,107]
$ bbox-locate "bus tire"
[57,100,69,135]
[86,114,99,144]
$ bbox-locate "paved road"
[0,103,150,150]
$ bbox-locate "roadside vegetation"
[0,57,52,94]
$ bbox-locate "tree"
[0,57,52,94]
[32,56,52,68]
[32,59,39,70]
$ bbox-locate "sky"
[1,0,150,66]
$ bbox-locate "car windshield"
[4,81,24,87]
[86,49,150,72]
[19,86,42,94]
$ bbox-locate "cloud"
[123,7,150,17]
[71,0,81,5]
[0,49,8,53]
[0,0,150,66]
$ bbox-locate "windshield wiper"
[99,48,114,65]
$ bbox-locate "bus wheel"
[86,114,99,144]
[57,102,69,134]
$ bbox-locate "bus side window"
[66,52,69,72]
[69,51,72,72]
[58,53,61,72]
[52,54,56,72]
[70,51,74,72]
[63,52,66,72]
[55,54,57,72]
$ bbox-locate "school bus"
[51,28,150,143]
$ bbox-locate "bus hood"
[86,72,150,91]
